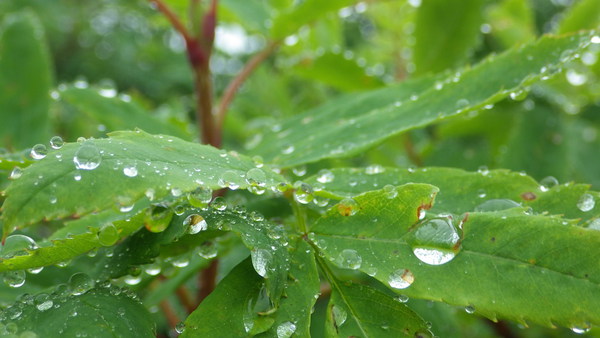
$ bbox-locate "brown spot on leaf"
[521,192,536,201]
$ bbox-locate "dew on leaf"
[197,241,218,259]
[540,176,558,192]
[313,195,330,207]
[175,322,186,334]
[388,269,414,289]
[97,223,119,246]
[73,142,102,170]
[9,167,22,180]
[68,272,95,295]
[396,295,409,303]
[477,165,489,176]
[566,69,587,86]
[316,169,335,183]
[246,168,267,187]
[219,170,241,190]
[571,326,591,334]
[383,185,398,199]
[1,235,38,259]
[337,198,359,216]
[2,270,26,288]
[187,186,213,208]
[408,218,460,265]
[211,196,227,211]
[184,214,208,234]
[335,249,362,270]
[251,249,272,278]
[144,204,173,233]
[292,165,307,177]
[294,182,314,204]
[276,321,296,338]
[281,144,295,155]
[577,193,595,212]
[332,305,347,326]
[509,89,528,101]
[123,165,138,177]
[34,294,53,312]
[365,164,385,175]
[30,144,47,160]
[144,263,162,276]
[465,305,475,314]
[475,199,521,212]
[49,136,64,149]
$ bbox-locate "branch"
[149,0,193,44]
[216,41,280,129]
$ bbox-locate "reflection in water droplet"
[539,176,558,192]
[335,249,362,270]
[337,198,359,216]
[34,294,53,311]
[294,182,314,204]
[408,218,460,265]
[184,214,208,234]
[219,170,241,190]
[74,142,102,170]
[1,235,38,259]
[413,248,456,265]
[31,144,48,160]
[465,305,475,314]
[68,272,95,296]
[50,136,64,149]
[332,305,347,326]
[252,249,272,277]
[388,269,414,289]
[9,167,22,180]
[474,199,521,212]
[187,187,213,207]
[577,193,595,212]
[277,321,297,338]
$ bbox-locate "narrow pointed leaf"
[180,258,264,337]
[2,130,285,235]
[305,167,600,223]
[310,186,600,329]
[324,278,432,337]
[252,31,596,167]
[0,286,155,337]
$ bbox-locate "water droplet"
[335,249,362,270]
[383,185,398,199]
[3,270,26,288]
[74,173,82,181]
[281,144,295,155]
[68,272,95,296]
[294,182,314,204]
[396,295,409,303]
[123,165,138,177]
[509,89,528,101]
[571,326,591,334]
[388,269,414,289]
[50,136,64,149]
[566,69,587,86]
[170,187,183,197]
[540,176,558,192]
[98,223,119,246]
[477,165,489,176]
[337,198,359,216]
[332,305,347,326]
[365,164,385,175]
[144,204,173,233]
[219,170,241,190]
[197,241,218,259]
[211,196,227,211]
[9,167,22,180]
[592,35,600,44]
[74,142,102,170]
[408,218,460,265]
[577,193,595,212]
[313,195,330,207]
[175,322,186,334]
[277,321,296,338]
[1,235,38,259]
[184,214,208,234]
[187,187,213,208]
[292,165,307,177]
[477,189,487,198]
[144,263,162,276]
[475,199,521,212]
[30,144,47,160]
[316,169,335,183]
[34,294,53,311]
[251,249,272,277]
[465,305,475,314]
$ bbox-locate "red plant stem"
[198,260,219,303]
[175,285,197,314]
[194,63,218,146]
[216,41,280,130]
[160,300,180,328]
[149,0,193,44]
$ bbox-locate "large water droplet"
[292,165,307,177]
[365,164,385,175]
[197,241,218,259]
[276,321,297,338]
[335,249,362,270]
[219,170,241,190]
[144,204,173,233]
[187,186,213,208]
[408,218,460,265]
[332,305,347,326]
[184,214,208,234]
[3,270,26,288]
[294,182,314,204]
[74,142,102,170]
[337,198,359,216]
[34,294,53,311]
[97,223,119,246]
[211,196,227,211]
[388,269,414,289]
[175,322,186,333]
[251,249,272,277]
[474,199,521,212]
[9,167,22,180]
[1,235,38,259]
[123,165,138,177]
[50,136,64,149]
[68,272,95,296]
[30,144,47,160]
[577,193,595,212]
[540,176,558,192]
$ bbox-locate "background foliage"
[0,0,599,337]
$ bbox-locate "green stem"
[290,197,308,234]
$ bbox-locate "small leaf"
[252,31,596,167]
[180,258,265,337]
[324,277,432,337]
[2,130,285,235]
[0,285,155,337]
[310,186,600,329]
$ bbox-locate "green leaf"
[323,276,432,337]
[257,239,320,338]
[251,31,596,167]
[0,10,52,150]
[486,0,537,48]
[220,0,271,34]
[56,86,190,139]
[310,185,600,329]
[0,286,155,337]
[557,0,600,34]
[293,51,384,91]
[2,130,286,235]
[413,0,484,74]
[180,258,265,337]
[304,167,600,223]
[0,213,144,273]
[270,0,357,39]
